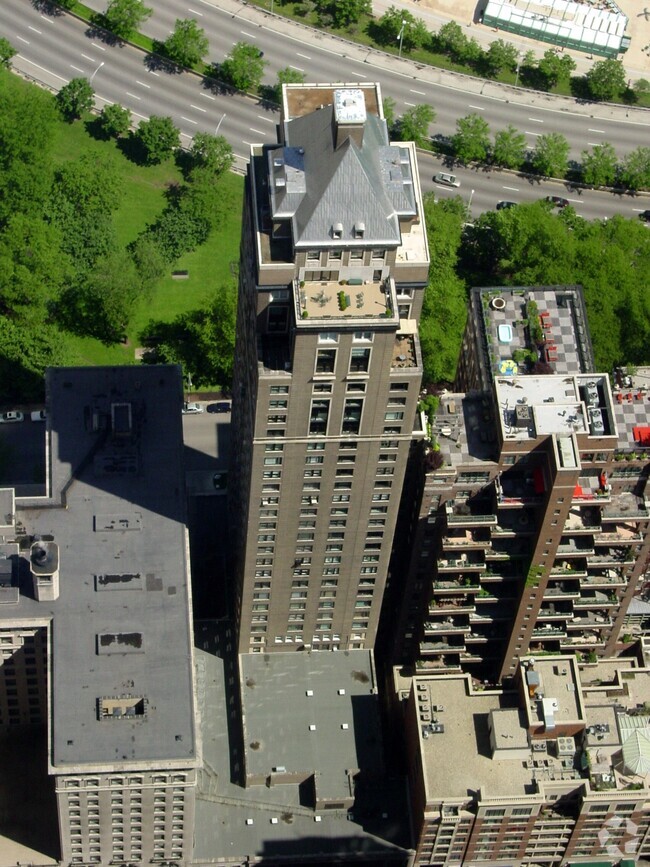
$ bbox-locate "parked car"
[546,195,569,208]
[496,200,517,211]
[212,401,231,413]
[182,402,204,415]
[0,411,24,423]
[639,210,650,223]
[434,172,460,187]
[31,410,47,422]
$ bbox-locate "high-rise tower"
[230,83,430,654]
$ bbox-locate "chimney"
[333,88,367,150]
[30,539,60,602]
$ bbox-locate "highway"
[1,0,649,220]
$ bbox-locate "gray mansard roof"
[268,104,417,248]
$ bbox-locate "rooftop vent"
[332,222,343,239]
[354,222,365,238]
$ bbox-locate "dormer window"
[354,222,365,239]
[332,223,343,239]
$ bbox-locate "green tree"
[130,236,167,291]
[136,115,180,164]
[56,77,94,120]
[0,319,75,404]
[72,250,142,342]
[484,39,517,76]
[0,215,70,321]
[188,133,234,176]
[315,0,371,27]
[220,42,267,92]
[376,7,427,52]
[102,0,152,39]
[452,113,490,163]
[141,285,237,387]
[436,21,467,59]
[586,58,626,101]
[419,196,468,383]
[531,132,569,178]
[0,37,16,69]
[271,67,306,104]
[163,18,209,68]
[180,166,235,231]
[538,49,576,88]
[581,142,618,187]
[634,78,650,97]
[396,104,435,148]
[100,102,132,138]
[619,146,650,191]
[144,207,210,263]
[382,96,397,133]
[0,72,58,223]
[492,125,527,169]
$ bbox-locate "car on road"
[496,201,517,211]
[546,195,569,208]
[182,402,205,415]
[434,172,460,188]
[31,410,47,422]
[207,401,232,413]
[0,411,24,423]
[639,210,650,223]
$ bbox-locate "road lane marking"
[567,198,581,203]
[588,128,606,134]
[132,111,148,120]
[20,56,66,80]
[136,80,151,88]
[81,53,96,62]
[190,104,207,112]
[200,92,215,100]
[188,7,204,14]
[290,65,304,71]
[240,30,256,38]
[296,52,311,59]
[587,142,600,147]
[16,36,30,44]
[527,117,544,123]
[249,128,265,134]
[70,64,84,73]
[410,88,426,96]
[149,70,159,76]
[468,104,485,111]
[91,43,106,51]
[125,91,142,100]
[28,26,42,34]
[40,15,55,23]
[181,116,198,124]
[404,101,416,107]
[525,130,542,136]
[503,186,519,192]
[257,115,276,123]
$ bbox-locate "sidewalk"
[218,0,650,123]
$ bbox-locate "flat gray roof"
[5,366,196,771]
[240,650,382,801]
[193,622,409,863]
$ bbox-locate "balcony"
[566,613,612,630]
[537,605,572,620]
[433,580,479,594]
[574,591,616,608]
[560,633,605,648]
[493,509,536,535]
[420,640,465,655]
[430,599,476,614]
[438,554,486,572]
[583,571,626,588]
[423,620,470,636]
[445,500,497,527]
[544,583,581,600]
[532,625,567,638]
[416,657,462,673]
[441,529,492,550]
[603,493,650,521]
[557,538,595,557]
[587,548,630,567]
[470,605,512,622]
[596,523,643,544]
[465,633,490,644]
[563,506,601,534]
[572,475,611,505]
[550,561,588,579]
[495,474,544,507]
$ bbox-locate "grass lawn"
[48,112,244,369]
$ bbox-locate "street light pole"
[90,60,105,84]
[215,113,227,135]
[514,51,523,88]
[398,20,406,59]
[467,188,475,220]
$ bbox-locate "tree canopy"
[220,42,267,92]
[396,104,435,148]
[56,77,94,120]
[102,0,152,39]
[135,115,180,165]
[0,38,16,69]
[586,59,626,101]
[452,113,491,163]
[163,18,210,68]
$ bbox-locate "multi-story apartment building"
[0,365,197,866]
[390,286,650,683]
[399,654,650,867]
[230,82,430,654]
